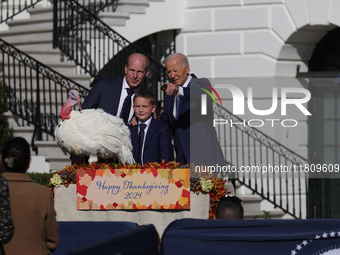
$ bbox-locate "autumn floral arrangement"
[190,174,228,219]
[48,161,228,219]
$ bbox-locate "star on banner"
[296,244,302,250]
[322,233,328,238]
[302,240,308,246]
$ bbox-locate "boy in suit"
[129,90,173,165]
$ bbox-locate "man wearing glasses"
[81,53,150,125]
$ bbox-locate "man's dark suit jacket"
[129,117,173,165]
[81,77,124,115]
[160,75,225,166]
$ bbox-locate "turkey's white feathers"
[55,108,134,164]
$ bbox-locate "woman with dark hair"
[1,137,59,255]
[0,175,14,255]
[1,136,30,173]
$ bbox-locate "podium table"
[54,184,209,236]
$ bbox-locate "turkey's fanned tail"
[54,108,135,165]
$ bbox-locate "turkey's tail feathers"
[54,108,135,164]
[117,145,135,165]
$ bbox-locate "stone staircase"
[242,195,285,219]
[234,182,286,219]
[0,0,286,219]
[1,0,165,171]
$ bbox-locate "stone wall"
[177,0,338,78]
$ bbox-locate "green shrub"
[0,81,14,174]
[262,210,272,219]
[28,172,53,186]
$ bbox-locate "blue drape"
[54,221,139,254]
[66,224,159,255]
[161,218,340,255]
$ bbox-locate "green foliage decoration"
[253,210,272,220]
[27,172,53,186]
[262,210,272,220]
[0,80,14,174]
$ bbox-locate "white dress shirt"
[117,77,140,123]
[173,75,192,118]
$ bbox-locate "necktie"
[175,96,180,119]
[138,123,147,165]
[120,88,134,125]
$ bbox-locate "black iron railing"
[78,0,119,14]
[0,0,307,218]
[0,0,42,24]
[53,0,167,104]
[0,38,89,153]
[53,0,120,77]
[214,104,308,219]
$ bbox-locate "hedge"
[27,172,53,186]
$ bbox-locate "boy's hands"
[129,116,138,126]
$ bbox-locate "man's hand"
[129,116,138,126]
[163,82,179,96]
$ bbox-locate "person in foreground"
[129,90,173,165]
[1,137,59,255]
[0,175,14,255]
[214,196,244,219]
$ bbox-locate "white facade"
[114,0,337,79]
[179,0,337,78]
[150,0,336,218]
[111,0,335,155]
[2,0,337,218]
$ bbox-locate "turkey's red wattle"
[59,98,76,120]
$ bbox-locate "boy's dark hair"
[215,196,244,219]
[2,137,30,173]
[133,90,155,106]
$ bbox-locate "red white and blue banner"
[161,219,340,255]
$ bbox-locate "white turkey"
[54,90,135,164]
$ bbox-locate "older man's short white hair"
[165,53,189,68]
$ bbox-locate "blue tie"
[175,96,180,119]
[138,123,147,165]
[120,88,134,125]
